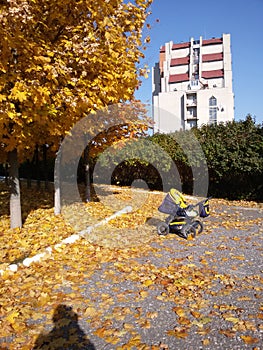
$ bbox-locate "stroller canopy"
[169,189,188,208]
[158,188,188,215]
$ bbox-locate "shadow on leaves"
[33,304,96,350]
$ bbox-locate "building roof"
[202,69,224,79]
[160,36,224,53]
[169,73,189,83]
[170,56,190,66]
[160,45,165,53]
[202,37,223,46]
[202,52,223,62]
[159,42,190,52]
[172,42,190,50]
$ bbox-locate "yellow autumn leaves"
[0,0,153,162]
[1,182,263,348]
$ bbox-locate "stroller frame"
[157,197,210,239]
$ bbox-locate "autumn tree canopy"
[0,0,153,228]
[0,0,152,161]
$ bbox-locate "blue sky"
[135,0,263,124]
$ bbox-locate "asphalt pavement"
[57,202,263,350]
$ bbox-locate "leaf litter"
[0,182,263,349]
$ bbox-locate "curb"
[0,206,132,275]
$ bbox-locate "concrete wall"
[153,92,184,133]
[196,88,234,127]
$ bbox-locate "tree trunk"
[43,144,48,190]
[35,145,41,189]
[54,149,61,215]
[4,163,9,185]
[8,149,22,228]
[84,145,91,202]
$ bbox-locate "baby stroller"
[157,189,210,239]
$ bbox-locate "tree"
[54,101,152,215]
[95,126,209,195]
[0,0,153,227]
[192,115,263,199]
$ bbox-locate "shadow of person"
[33,304,96,349]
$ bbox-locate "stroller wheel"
[193,220,203,234]
[157,222,169,235]
[185,226,196,239]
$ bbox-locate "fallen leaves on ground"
[0,182,262,349]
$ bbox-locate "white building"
[152,33,234,132]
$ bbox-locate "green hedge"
[1,116,262,201]
[102,115,263,201]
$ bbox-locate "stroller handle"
[188,197,212,210]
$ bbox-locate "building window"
[191,79,198,87]
[193,48,200,64]
[188,119,197,128]
[209,96,217,124]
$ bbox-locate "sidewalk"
[74,203,263,349]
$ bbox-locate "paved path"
[1,200,262,350]
[54,203,263,349]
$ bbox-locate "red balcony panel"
[202,52,223,62]
[202,37,223,46]
[160,45,165,53]
[170,56,190,66]
[202,69,224,79]
[169,73,189,83]
[172,42,190,50]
